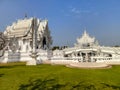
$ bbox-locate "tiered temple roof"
[4,18,49,38]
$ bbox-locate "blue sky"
[0,0,120,46]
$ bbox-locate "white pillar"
[85,52,88,62]
[79,52,83,62]
[91,57,93,62]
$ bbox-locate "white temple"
[51,30,120,66]
[0,17,120,67]
[0,17,52,65]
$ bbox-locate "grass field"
[0,62,120,90]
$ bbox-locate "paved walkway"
[43,60,120,68]
[66,62,110,68]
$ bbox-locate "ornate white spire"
[75,30,99,47]
[82,30,89,37]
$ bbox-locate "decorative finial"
[84,27,87,34]
[83,27,87,36]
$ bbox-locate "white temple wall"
[19,39,32,52]
[0,51,20,63]
[0,50,50,63]
[20,52,32,62]
[37,50,50,61]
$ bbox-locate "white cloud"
[71,8,80,14]
[63,7,93,18]
[70,7,91,15]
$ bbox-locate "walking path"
[66,62,110,68]
[43,60,120,69]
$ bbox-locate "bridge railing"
[91,57,112,62]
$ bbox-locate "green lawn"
[0,63,120,90]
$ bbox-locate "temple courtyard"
[0,62,120,90]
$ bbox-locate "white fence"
[51,56,120,64]
[92,57,120,63]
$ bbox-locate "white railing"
[51,56,83,60]
[72,57,83,62]
[91,57,112,62]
